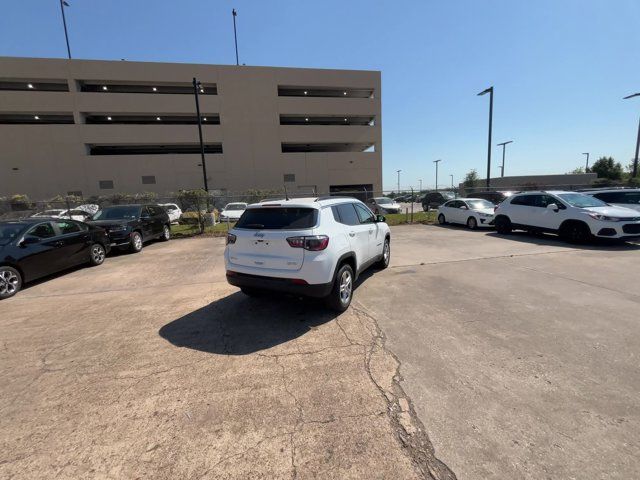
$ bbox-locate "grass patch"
[383,210,436,226]
[172,211,435,238]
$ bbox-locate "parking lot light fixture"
[433,159,441,191]
[582,152,590,171]
[193,77,209,193]
[397,169,401,194]
[497,140,513,178]
[450,174,454,189]
[478,86,494,188]
[623,93,640,177]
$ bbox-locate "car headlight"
[587,213,621,222]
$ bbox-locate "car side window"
[335,203,360,226]
[55,220,81,235]
[511,195,534,206]
[354,204,375,224]
[27,222,56,239]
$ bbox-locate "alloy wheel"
[133,234,142,250]
[339,269,352,304]
[91,245,105,264]
[0,269,19,296]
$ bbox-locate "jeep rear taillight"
[286,235,329,251]
[226,233,237,245]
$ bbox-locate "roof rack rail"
[314,195,357,202]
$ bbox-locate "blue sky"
[1,0,639,190]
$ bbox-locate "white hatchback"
[437,198,495,229]
[224,197,391,311]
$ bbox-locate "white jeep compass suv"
[493,190,640,242]
[224,197,391,311]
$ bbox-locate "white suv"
[224,197,391,311]
[493,190,640,242]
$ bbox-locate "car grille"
[622,224,640,234]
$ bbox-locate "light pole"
[478,86,494,188]
[449,174,454,189]
[193,78,209,193]
[396,170,401,194]
[497,140,513,178]
[419,179,423,192]
[623,93,640,177]
[232,9,240,66]
[59,0,72,59]
[433,159,441,191]
[582,152,590,171]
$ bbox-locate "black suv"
[88,204,170,253]
[467,191,516,205]
[422,191,456,211]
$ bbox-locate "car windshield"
[92,206,141,220]
[235,207,318,229]
[0,223,27,246]
[375,197,393,204]
[225,203,246,210]
[557,193,607,208]
[467,199,495,209]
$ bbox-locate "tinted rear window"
[235,208,318,229]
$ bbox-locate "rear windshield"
[235,207,318,229]
[92,206,141,220]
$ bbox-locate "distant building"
[461,173,597,195]
[0,57,382,199]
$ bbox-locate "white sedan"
[220,202,248,222]
[437,198,495,229]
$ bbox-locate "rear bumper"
[226,271,333,298]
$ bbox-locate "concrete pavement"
[359,225,640,479]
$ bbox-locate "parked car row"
[436,189,640,243]
[0,203,171,300]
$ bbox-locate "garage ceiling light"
[27,83,34,89]
[305,117,309,122]
[152,87,157,92]
[156,116,161,121]
[203,117,207,121]
[34,115,40,120]
[343,91,347,95]
[304,91,308,95]
[107,116,112,121]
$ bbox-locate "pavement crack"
[351,303,458,480]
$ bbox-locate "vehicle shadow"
[485,231,640,250]
[158,292,337,355]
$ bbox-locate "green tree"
[569,167,585,174]
[589,156,623,180]
[463,169,479,188]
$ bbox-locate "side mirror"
[376,215,386,223]
[547,203,559,212]
[20,236,40,246]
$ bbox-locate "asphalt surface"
[1,225,639,479]
[359,225,640,479]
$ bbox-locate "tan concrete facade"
[0,57,382,199]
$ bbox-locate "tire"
[240,287,264,297]
[495,216,512,235]
[377,238,390,269]
[560,221,591,244]
[129,231,143,253]
[467,217,478,230]
[0,266,22,300]
[438,214,446,225]
[89,243,106,266]
[161,224,171,242]
[326,263,354,312]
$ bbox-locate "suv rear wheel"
[326,263,354,312]
[161,224,171,241]
[129,231,143,253]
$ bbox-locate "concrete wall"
[0,57,382,199]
